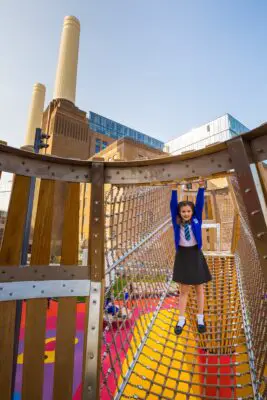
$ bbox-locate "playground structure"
[0,126,267,400]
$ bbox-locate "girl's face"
[180,205,193,222]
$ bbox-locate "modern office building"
[89,111,164,152]
[165,114,249,155]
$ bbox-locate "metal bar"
[83,159,105,400]
[0,265,89,282]
[0,279,90,301]
[227,137,267,283]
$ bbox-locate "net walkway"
[100,183,266,400]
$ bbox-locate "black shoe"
[197,319,206,334]
[174,319,186,335]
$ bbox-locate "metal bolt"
[94,217,99,222]
[251,210,260,215]
[245,188,251,193]
[94,200,99,205]
[257,232,265,238]
[87,386,92,392]
[89,352,94,359]
[91,326,95,330]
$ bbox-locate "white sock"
[197,314,204,325]
[178,316,185,327]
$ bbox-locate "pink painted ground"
[14,298,235,399]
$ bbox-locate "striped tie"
[184,223,191,241]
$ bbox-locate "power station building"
[22,16,165,257]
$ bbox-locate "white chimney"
[53,16,80,104]
[24,83,46,146]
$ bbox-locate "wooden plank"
[21,179,55,400]
[53,183,80,399]
[231,213,240,253]
[202,229,208,251]
[206,195,213,220]
[209,227,217,251]
[211,191,221,223]
[0,175,31,399]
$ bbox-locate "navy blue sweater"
[170,188,205,251]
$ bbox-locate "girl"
[170,179,212,335]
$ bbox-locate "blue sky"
[1,0,267,148]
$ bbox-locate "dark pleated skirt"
[173,245,212,285]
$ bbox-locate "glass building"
[165,114,249,155]
[89,111,164,151]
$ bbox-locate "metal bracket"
[0,280,90,301]
[83,160,105,400]
[82,281,104,400]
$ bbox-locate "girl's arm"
[194,180,205,222]
[170,188,178,227]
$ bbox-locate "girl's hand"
[199,179,206,188]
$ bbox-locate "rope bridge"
[101,183,258,399]
[0,127,266,399]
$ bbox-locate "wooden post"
[227,137,267,282]
[53,182,80,399]
[21,179,55,399]
[0,175,31,399]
